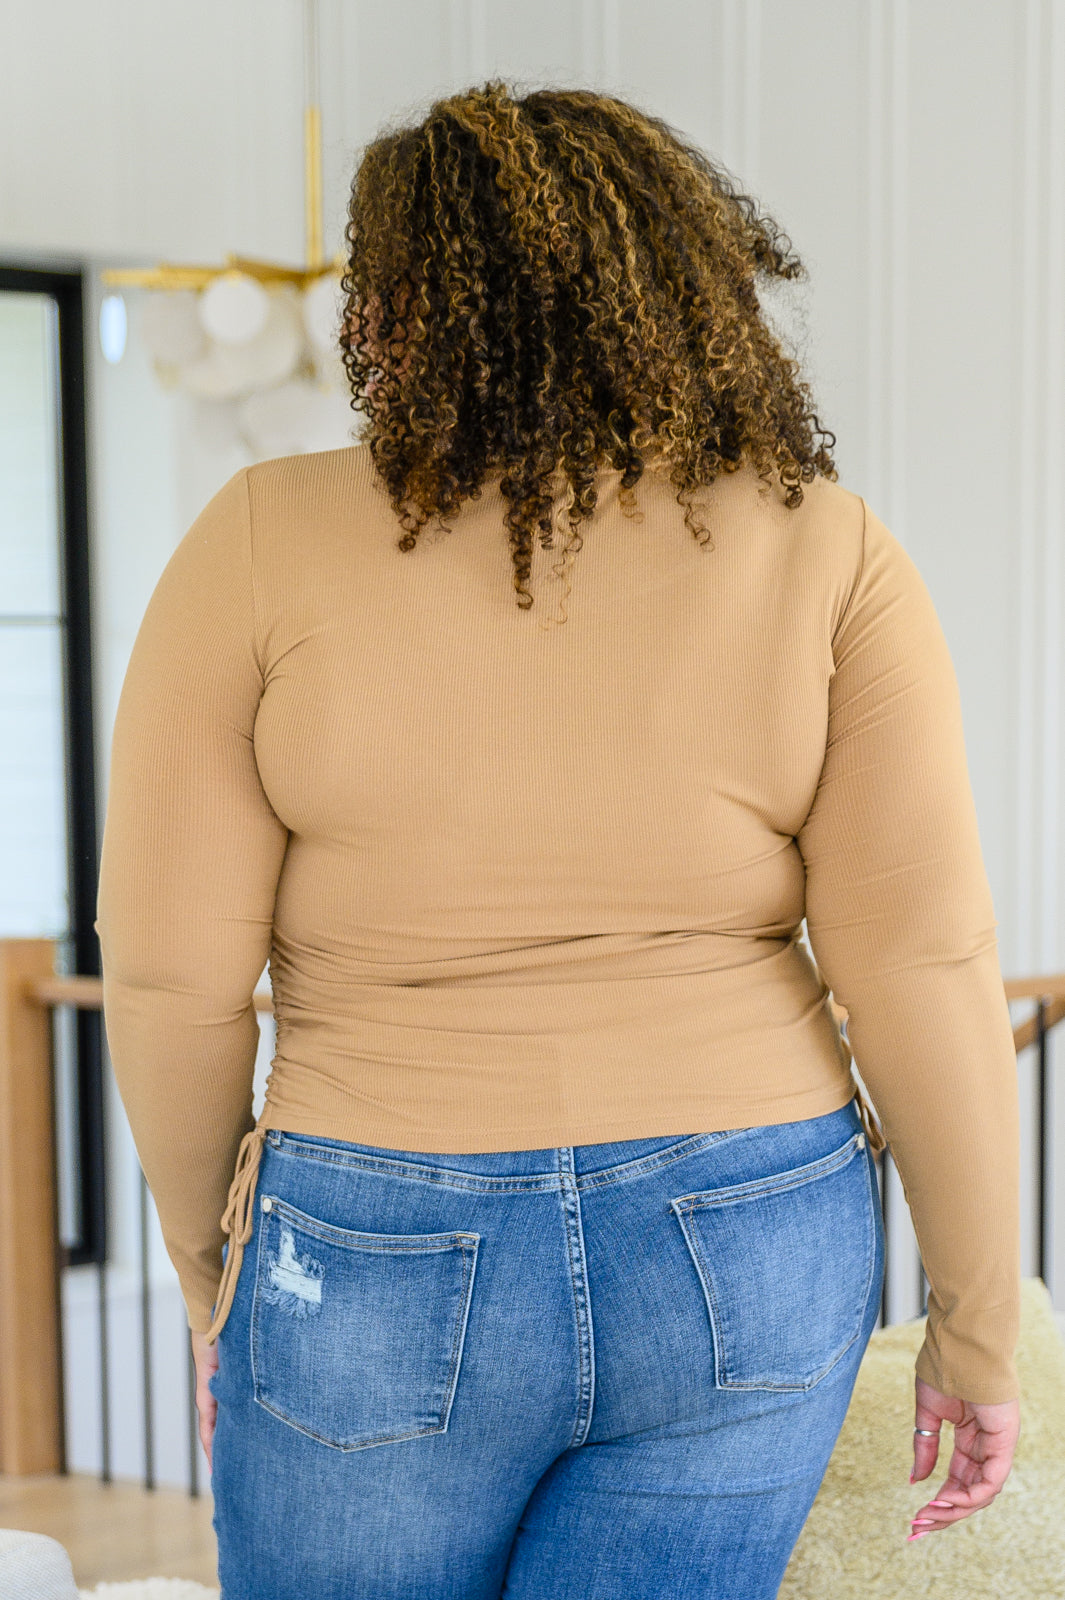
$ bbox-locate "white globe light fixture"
[100,0,354,458]
[181,288,306,399]
[199,271,271,345]
[302,272,344,354]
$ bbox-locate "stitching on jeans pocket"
[251,1195,480,1450]
[669,1130,877,1392]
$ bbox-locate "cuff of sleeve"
[915,1333,1019,1404]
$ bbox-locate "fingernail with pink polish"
[906,1530,932,1542]
[928,1500,953,1509]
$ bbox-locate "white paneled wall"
[2,0,1063,1484]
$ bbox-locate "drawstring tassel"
[204,1124,267,1345]
[854,1082,887,1154]
[814,958,888,1158]
[831,994,888,1156]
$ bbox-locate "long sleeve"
[797,498,1021,1403]
[95,467,289,1334]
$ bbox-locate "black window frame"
[0,262,106,1268]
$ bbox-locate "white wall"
[2,0,1063,1485]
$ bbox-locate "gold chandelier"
[101,0,343,297]
[97,0,359,456]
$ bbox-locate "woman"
[96,81,1021,1600]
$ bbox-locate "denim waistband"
[264,1125,749,1182]
[262,1094,873,1182]
[204,1091,879,1347]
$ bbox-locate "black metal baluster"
[139,1165,155,1489]
[914,1126,921,1312]
[97,1255,110,1482]
[1036,998,1047,1287]
[50,1006,69,1476]
[188,1323,200,1498]
[879,1145,890,1329]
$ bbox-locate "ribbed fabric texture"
[95,446,1021,1401]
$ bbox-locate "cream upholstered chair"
[78,1584,219,1598]
[780,1277,1065,1598]
[0,1531,219,1600]
[0,1527,80,1599]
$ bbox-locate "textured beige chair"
[0,1527,80,1599]
[781,1277,1065,1599]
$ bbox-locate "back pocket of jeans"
[669,1129,876,1392]
[250,1193,480,1450]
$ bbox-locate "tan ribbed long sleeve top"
[95,446,1021,1402]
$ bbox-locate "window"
[0,265,105,1266]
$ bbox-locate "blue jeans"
[208,1094,884,1599]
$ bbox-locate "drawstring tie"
[813,952,888,1157]
[204,1124,267,1345]
[836,1022,888,1155]
[854,1083,887,1154]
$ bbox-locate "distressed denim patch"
[260,1223,324,1317]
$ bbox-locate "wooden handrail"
[29,975,274,1012]
[31,975,103,1009]
[28,969,1065,1053]
[1002,974,1065,1001]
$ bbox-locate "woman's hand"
[191,1328,220,1473]
[908,1375,1019,1539]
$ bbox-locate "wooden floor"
[0,1471,218,1588]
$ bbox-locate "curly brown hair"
[338,79,838,622]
